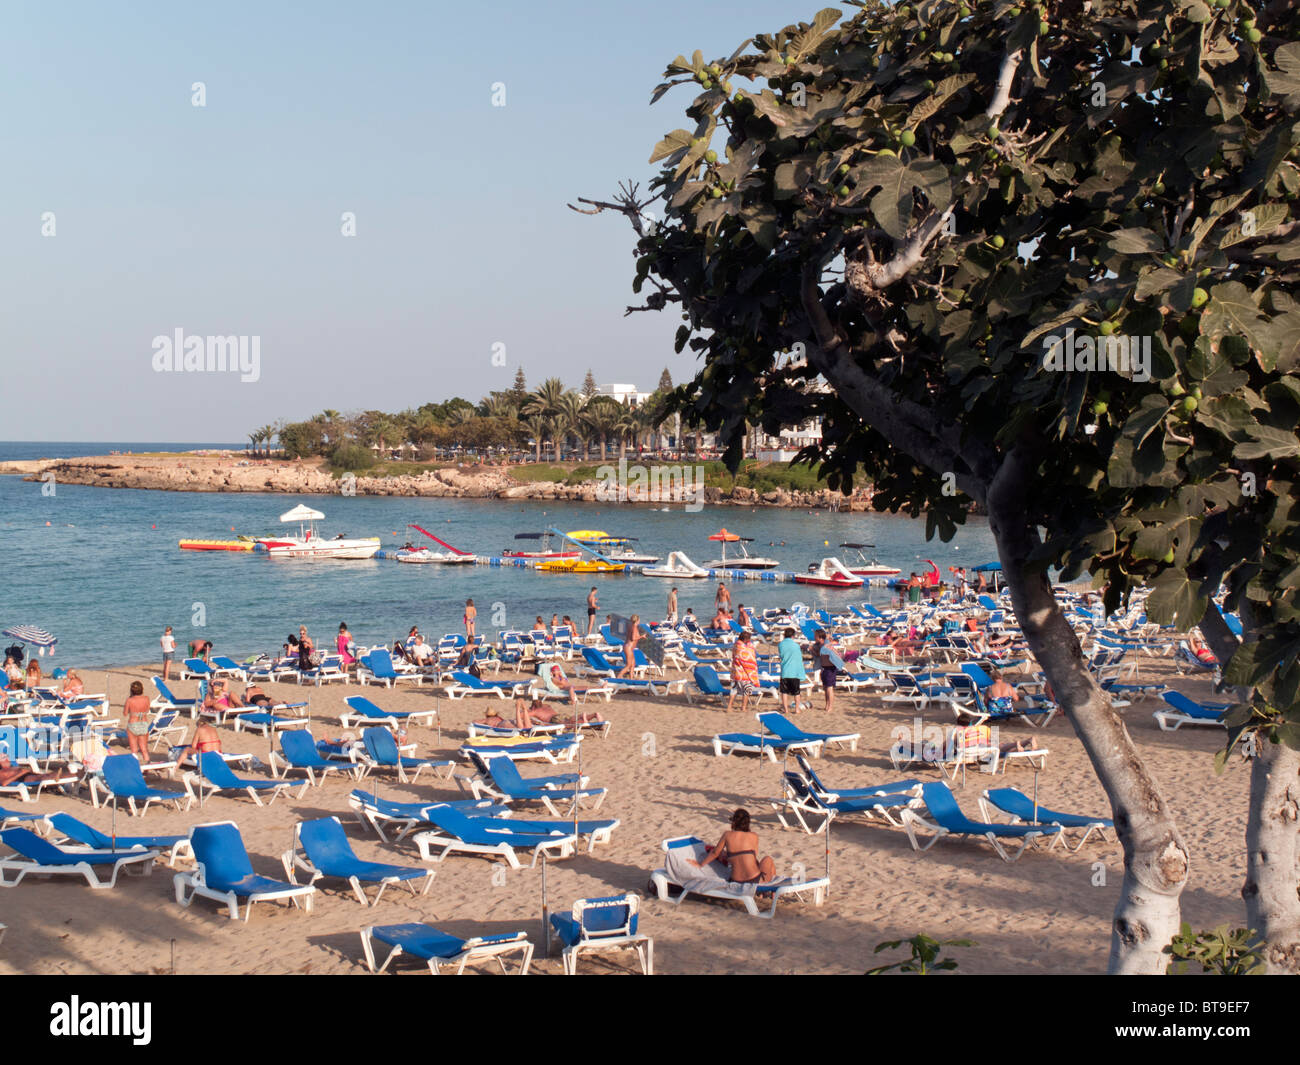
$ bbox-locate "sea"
[0,441,998,669]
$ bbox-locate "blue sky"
[1,0,830,441]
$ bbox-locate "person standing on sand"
[124,680,153,761]
[160,626,176,681]
[586,588,599,636]
[727,631,760,714]
[464,599,477,640]
[777,627,808,716]
[811,628,838,714]
[617,615,642,679]
[667,587,678,625]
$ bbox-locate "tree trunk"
[987,451,1188,973]
[1243,740,1300,972]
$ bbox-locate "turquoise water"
[0,470,996,668]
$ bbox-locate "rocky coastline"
[0,453,875,510]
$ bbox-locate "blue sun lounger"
[357,650,424,688]
[578,648,683,696]
[458,735,580,764]
[361,728,454,784]
[712,729,822,761]
[96,753,192,817]
[1154,691,1229,731]
[341,695,438,729]
[899,782,1061,861]
[773,771,921,834]
[792,753,920,801]
[411,804,578,868]
[281,816,434,906]
[360,923,533,975]
[173,821,315,921]
[757,711,859,752]
[477,754,606,815]
[0,806,46,831]
[151,677,199,713]
[648,836,829,918]
[0,827,159,888]
[978,787,1113,851]
[347,789,510,841]
[270,730,360,786]
[185,751,306,806]
[443,671,526,700]
[549,894,653,975]
[44,812,193,867]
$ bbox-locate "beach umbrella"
[540,852,550,959]
[3,625,58,657]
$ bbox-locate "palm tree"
[554,392,587,460]
[582,397,622,462]
[521,414,548,463]
[614,408,640,460]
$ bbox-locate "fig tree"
[1191,287,1208,308]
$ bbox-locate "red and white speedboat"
[256,505,380,560]
[501,532,581,562]
[794,557,865,588]
[839,543,901,578]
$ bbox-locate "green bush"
[1164,924,1266,975]
[329,443,375,473]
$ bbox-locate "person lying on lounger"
[242,683,272,707]
[1189,631,1218,665]
[691,808,776,885]
[0,754,80,787]
[515,696,603,729]
[203,680,247,712]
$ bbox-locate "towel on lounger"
[663,839,758,898]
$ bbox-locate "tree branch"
[845,206,956,295]
[985,49,1023,119]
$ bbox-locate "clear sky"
[1,0,828,442]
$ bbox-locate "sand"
[0,655,1248,976]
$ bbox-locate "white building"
[595,383,652,408]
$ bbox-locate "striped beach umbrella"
[2,625,58,656]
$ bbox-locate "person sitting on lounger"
[0,753,79,787]
[25,660,42,690]
[691,808,776,885]
[174,720,222,766]
[1189,631,1218,665]
[3,655,23,686]
[543,662,593,706]
[987,670,1020,714]
[204,679,247,713]
[58,669,85,700]
[453,645,482,678]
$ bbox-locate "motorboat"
[502,532,581,561]
[702,529,778,569]
[255,505,380,560]
[642,551,711,579]
[565,530,659,565]
[794,557,865,588]
[839,543,901,578]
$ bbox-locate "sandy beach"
[0,655,1248,976]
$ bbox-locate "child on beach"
[160,626,176,681]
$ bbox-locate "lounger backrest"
[345,695,388,718]
[799,619,818,641]
[920,782,978,831]
[367,650,398,677]
[485,755,527,792]
[1161,691,1217,717]
[692,665,725,695]
[1,827,76,863]
[190,822,255,882]
[573,894,638,938]
[213,657,240,670]
[297,816,355,866]
[46,813,99,847]
[581,647,615,673]
[451,671,486,688]
[363,727,399,765]
[421,803,498,843]
[960,663,993,687]
[197,751,242,787]
[757,712,799,740]
[783,771,816,802]
[102,753,151,795]
[984,787,1033,821]
[184,659,210,673]
[280,729,321,765]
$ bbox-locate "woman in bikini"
[174,720,222,767]
[59,670,85,700]
[0,753,80,788]
[464,599,477,640]
[617,615,642,679]
[517,696,604,729]
[124,680,154,760]
[691,808,777,885]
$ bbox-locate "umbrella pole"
[540,852,550,959]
